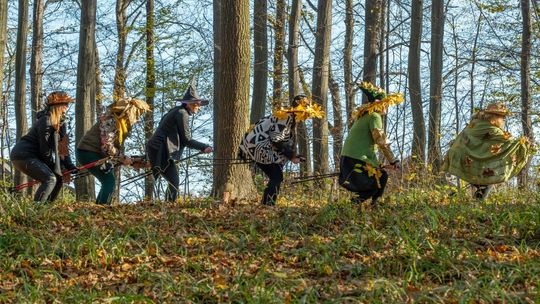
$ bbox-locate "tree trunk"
[0,0,8,181]
[378,0,386,90]
[272,0,286,108]
[518,0,532,188]
[112,0,131,204]
[250,0,268,124]
[14,0,29,189]
[427,0,444,173]
[362,0,382,103]
[144,0,155,200]
[408,0,426,163]
[212,0,256,202]
[95,39,104,117]
[311,0,332,176]
[75,0,97,201]
[30,0,44,122]
[113,0,128,101]
[288,0,311,175]
[329,67,343,169]
[344,0,355,128]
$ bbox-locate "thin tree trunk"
[362,0,382,103]
[213,0,221,152]
[75,0,97,201]
[30,0,44,122]
[14,0,29,190]
[311,0,332,176]
[469,13,482,116]
[144,0,155,200]
[272,0,286,108]
[94,39,103,117]
[518,0,532,187]
[427,0,444,173]
[344,0,355,128]
[250,0,268,124]
[2,54,14,182]
[378,0,386,90]
[112,0,131,204]
[113,0,128,101]
[288,0,311,175]
[0,0,8,181]
[212,0,256,202]
[408,0,425,163]
[328,67,343,169]
[297,68,313,174]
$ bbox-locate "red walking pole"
[8,157,112,193]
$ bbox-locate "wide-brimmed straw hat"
[484,102,510,117]
[46,91,75,106]
[109,97,151,126]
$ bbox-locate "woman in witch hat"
[442,102,534,199]
[339,82,403,206]
[146,84,213,202]
[77,97,151,205]
[10,91,78,203]
[239,94,324,206]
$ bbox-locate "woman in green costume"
[442,103,534,199]
[339,82,403,205]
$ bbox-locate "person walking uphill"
[146,84,213,203]
[442,102,535,199]
[10,91,78,203]
[77,97,151,205]
[239,94,324,206]
[339,82,403,206]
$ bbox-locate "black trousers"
[339,156,388,203]
[473,184,492,200]
[256,162,284,205]
[12,158,63,203]
[152,159,180,202]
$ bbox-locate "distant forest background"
[0,0,538,202]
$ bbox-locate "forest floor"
[0,184,539,303]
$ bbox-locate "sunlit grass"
[0,183,539,302]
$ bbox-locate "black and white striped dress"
[239,114,295,165]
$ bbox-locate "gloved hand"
[100,161,114,174]
[67,165,79,175]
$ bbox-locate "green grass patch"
[0,186,539,302]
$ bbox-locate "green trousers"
[76,149,115,205]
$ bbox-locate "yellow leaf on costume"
[503,132,511,140]
[490,144,501,154]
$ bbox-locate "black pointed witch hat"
[176,80,209,106]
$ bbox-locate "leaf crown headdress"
[352,82,404,120]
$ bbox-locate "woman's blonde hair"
[49,104,65,131]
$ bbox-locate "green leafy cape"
[442,119,533,185]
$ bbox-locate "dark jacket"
[11,110,76,175]
[146,104,210,170]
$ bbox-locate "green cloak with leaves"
[441,119,533,185]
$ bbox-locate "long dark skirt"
[339,156,388,203]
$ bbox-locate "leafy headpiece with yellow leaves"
[272,94,325,121]
[352,81,404,120]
